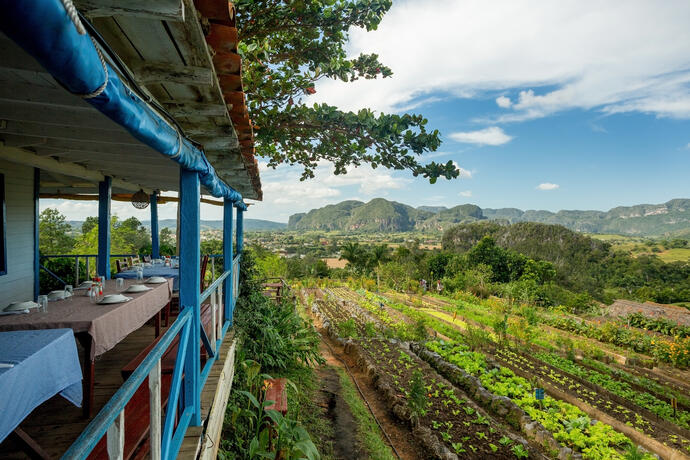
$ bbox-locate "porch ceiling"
[0,0,261,199]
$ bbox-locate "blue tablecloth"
[115,265,179,291]
[0,329,83,442]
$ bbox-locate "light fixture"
[131,189,149,209]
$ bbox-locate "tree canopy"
[235,0,459,183]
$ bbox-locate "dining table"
[0,278,172,417]
[0,328,82,457]
[114,264,180,291]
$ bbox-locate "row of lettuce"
[346,289,654,460]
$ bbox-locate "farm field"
[302,284,690,459]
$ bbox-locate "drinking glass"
[89,286,99,304]
[64,285,73,301]
[37,295,48,312]
[136,268,144,281]
[116,278,124,292]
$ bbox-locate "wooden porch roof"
[0,0,261,200]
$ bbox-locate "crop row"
[534,351,690,430]
[623,313,690,339]
[354,339,534,459]
[424,340,647,460]
[338,289,649,459]
[409,290,690,409]
[492,347,690,454]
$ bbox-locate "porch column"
[33,168,39,298]
[236,207,244,254]
[223,199,234,323]
[179,167,201,426]
[98,177,111,279]
[150,192,159,259]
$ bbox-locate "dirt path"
[318,337,425,460]
[315,363,365,460]
[306,292,424,459]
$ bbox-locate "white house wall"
[0,159,35,304]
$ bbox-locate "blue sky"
[42,1,690,223]
[247,0,690,223]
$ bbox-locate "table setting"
[0,278,173,417]
[114,258,180,291]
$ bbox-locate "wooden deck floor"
[0,322,161,459]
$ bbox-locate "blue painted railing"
[61,262,239,459]
[63,308,193,459]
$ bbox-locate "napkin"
[0,309,30,316]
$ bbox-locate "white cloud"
[459,190,473,197]
[449,127,513,146]
[310,0,690,120]
[458,168,472,179]
[536,183,560,191]
[450,162,473,179]
[684,142,690,149]
[496,96,512,108]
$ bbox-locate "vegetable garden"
[303,284,690,459]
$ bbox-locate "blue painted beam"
[150,192,159,259]
[179,167,201,426]
[98,177,111,279]
[236,207,244,255]
[33,168,40,299]
[0,0,247,206]
[223,199,233,323]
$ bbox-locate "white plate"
[145,277,168,284]
[75,281,95,290]
[48,290,71,301]
[3,301,38,312]
[98,294,132,305]
[125,284,152,293]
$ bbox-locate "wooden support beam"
[0,144,152,193]
[0,38,46,73]
[0,101,122,130]
[0,134,47,148]
[130,61,213,86]
[38,192,225,206]
[164,103,228,118]
[0,79,89,109]
[75,0,185,22]
[0,120,141,145]
[194,137,239,151]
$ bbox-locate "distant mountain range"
[68,218,286,232]
[287,198,690,237]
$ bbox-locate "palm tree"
[369,244,389,289]
[339,242,363,270]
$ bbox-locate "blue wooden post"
[236,207,244,254]
[98,177,111,279]
[150,192,159,259]
[223,199,234,323]
[179,168,201,426]
[33,168,40,299]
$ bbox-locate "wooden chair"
[115,304,217,460]
[200,255,209,291]
[143,255,151,263]
[130,255,141,266]
[116,260,123,273]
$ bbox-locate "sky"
[42,0,690,223]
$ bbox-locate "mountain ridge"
[287,198,690,236]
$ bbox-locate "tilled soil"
[355,339,532,459]
[315,366,365,460]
